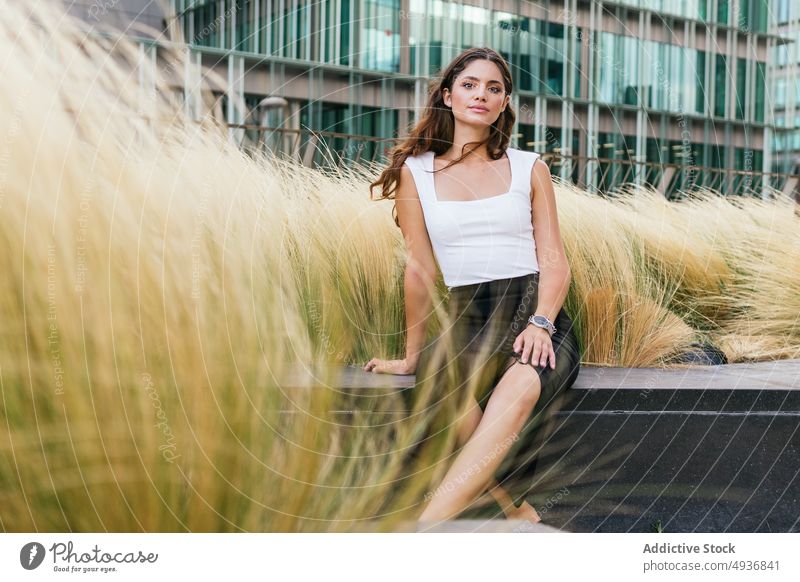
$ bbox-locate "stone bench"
[281,359,800,532]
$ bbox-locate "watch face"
[530,315,554,333]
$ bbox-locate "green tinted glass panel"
[695,50,706,114]
[735,58,746,120]
[718,0,729,24]
[755,61,766,123]
[714,55,726,117]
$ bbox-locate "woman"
[365,47,581,525]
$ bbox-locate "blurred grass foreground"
[0,3,798,532]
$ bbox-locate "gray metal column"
[585,0,600,192]
[137,42,158,120]
[227,53,245,143]
[183,46,202,120]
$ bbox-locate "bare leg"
[419,360,542,522]
[456,390,528,518]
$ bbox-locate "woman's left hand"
[513,324,556,369]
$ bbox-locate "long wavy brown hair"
[369,47,516,226]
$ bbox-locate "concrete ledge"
[542,360,800,533]
[279,359,800,532]
[573,359,800,391]
[282,359,800,393]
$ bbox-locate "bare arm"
[530,157,571,323]
[364,165,438,374]
[396,165,439,368]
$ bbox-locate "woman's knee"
[491,361,542,414]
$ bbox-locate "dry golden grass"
[555,181,799,365]
[0,2,797,533]
[0,3,433,532]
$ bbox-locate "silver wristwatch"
[527,314,556,336]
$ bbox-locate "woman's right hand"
[363,357,416,375]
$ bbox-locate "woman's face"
[442,59,510,128]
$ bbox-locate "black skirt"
[409,271,582,500]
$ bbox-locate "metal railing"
[226,123,800,202]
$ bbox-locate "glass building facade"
[770,0,800,174]
[164,1,783,190]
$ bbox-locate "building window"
[776,78,787,108]
[598,32,638,106]
[718,0,729,25]
[777,0,791,24]
[361,0,400,72]
[775,44,788,67]
[622,0,708,20]
[233,0,248,52]
[752,0,769,33]
[753,61,766,123]
[191,1,219,48]
[517,17,540,94]
[695,50,706,115]
[321,1,346,64]
[796,77,800,106]
[269,0,314,60]
[544,21,567,96]
[714,55,727,117]
[735,0,769,32]
[735,58,746,120]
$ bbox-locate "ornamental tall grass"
[1,1,797,533]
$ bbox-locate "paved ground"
[356,520,563,533]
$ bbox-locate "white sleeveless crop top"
[403,147,541,288]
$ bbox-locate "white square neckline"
[427,149,516,204]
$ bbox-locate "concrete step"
[279,359,800,532]
[541,360,800,533]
